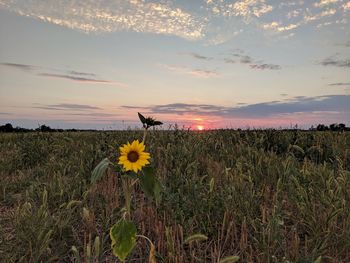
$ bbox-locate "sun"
[197,125,204,131]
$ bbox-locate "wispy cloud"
[123,95,350,119]
[207,0,273,19]
[344,2,350,10]
[314,0,340,8]
[1,61,123,85]
[328,82,350,86]
[250,64,281,70]
[0,0,348,44]
[262,22,300,32]
[181,52,213,61]
[320,57,350,68]
[34,103,101,111]
[68,71,96,77]
[65,112,116,117]
[38,73,114,84]
[160,64,219,78]
[224,50,281,70]
[0,0,204,41]
[0,62,37,71]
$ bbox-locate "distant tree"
[316,124,329,131]
[338,123,346,131]
[330,123,337,131]
[36,124,53,132]
[0,123,14,132]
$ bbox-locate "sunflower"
[118,140,150,173]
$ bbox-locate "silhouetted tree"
[316,124,329,131]
[0,123,14,132]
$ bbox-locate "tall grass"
[0,130,349,262]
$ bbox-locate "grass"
[0,129,349,262]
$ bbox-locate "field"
[0,130,349,262]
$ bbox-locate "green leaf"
[209,178,215,193]
[110,219,137,262]
[218,256,240,263]
[140,166,162,204]
[152,121,163,126]
[138,112,147,124]
[313,256,322,263]
[184,234,208,244]
[91,158,110,184]
[123,170,139,179]
[71,246,81,263]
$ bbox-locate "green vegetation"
[0,130,349,262]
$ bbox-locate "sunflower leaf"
[153,121,163,126]
[91,158,110,184]
[138,112,147,124]
[110,219,137,262]
[140,166,162,204]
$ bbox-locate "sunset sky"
[0,0,349,130]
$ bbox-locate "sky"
[0,0,349,130]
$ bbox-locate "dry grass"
[0,130,349,262]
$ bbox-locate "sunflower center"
[127,151,139,163]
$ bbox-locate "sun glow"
[197,125,204,131]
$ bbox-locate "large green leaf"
[110,219,137,262]
[140,166,162,204]
[138,112,147,124]
[91,158,110,184]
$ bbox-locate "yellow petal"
[138,141,145,152]
[119,146,128,154]
[130,140,138,150]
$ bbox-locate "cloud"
[328,82,350,86]
[1,61,122,85]
[0,62,37,71]
[34,103,101,111]
[0,0,347,53]
[181,52,213,60]
[224,50,281,70]
[207,0,273,19]
[123,95,350,119]
[0,0,347,45]
[190,69,219,78]
[314,0,340,8]
[304,8,337,22]
[0,0,204,41]
[240,55,253,64]
[68,71,96,77]
[0,112,11,115]
[37,73,114,84]
[320,57,350,68]
[160,64,219,78]
[344,2,350,10]
[262,21,300,32]
[250,64,281,70]
[224,58,236,64]
[65,112,116,117]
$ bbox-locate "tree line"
[0,122,349,133]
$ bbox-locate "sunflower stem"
[131,178,139,187]
[122,177,133,219]
[142,128,147,143]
